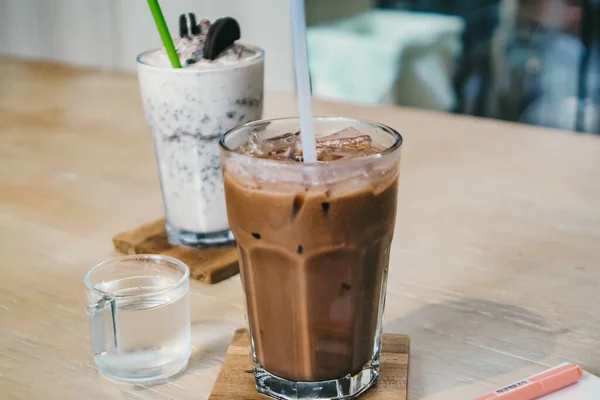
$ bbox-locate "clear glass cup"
[220,117,403,399]
[136,47,264,248]
[85,255,191,383]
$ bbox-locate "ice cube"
[318,147,371,160]
[237,130,302,160]
[318,135,373,150]
[316,135,378,160]
[237,127,380,161]
[264,131,300,153]
[318,127,363,142]
[237,131,267,157]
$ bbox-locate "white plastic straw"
[289,0,317,163]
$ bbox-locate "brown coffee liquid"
[224,170,398,382]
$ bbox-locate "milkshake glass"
[137,45,264,247]
[220,117,402,399]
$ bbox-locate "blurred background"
[0,0,598,133]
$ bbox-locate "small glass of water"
[85,255,191,383]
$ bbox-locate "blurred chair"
[379,0,501,116]
[307,9,465,110]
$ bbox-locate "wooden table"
[1,57,599,400]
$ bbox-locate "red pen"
[476,363,583,400]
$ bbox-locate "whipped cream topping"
[139,18,260,69]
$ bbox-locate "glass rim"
[136,43,265,73]
[219,116,403,168]
[84,254,190,299]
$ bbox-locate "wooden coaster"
[209,329,410,400]
[112,218,239,284]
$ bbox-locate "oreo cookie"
[203,17,241,60]
[179,13,199,38]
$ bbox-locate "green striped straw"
[146,0,182,68]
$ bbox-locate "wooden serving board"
[112,218,239,284]
[209,329,410,400]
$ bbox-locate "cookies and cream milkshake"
[137,15,264,247]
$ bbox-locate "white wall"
[0,0,114,67]
[0,0,295,91]
[0,0,373,92]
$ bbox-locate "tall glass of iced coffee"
[220,117,402,399]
